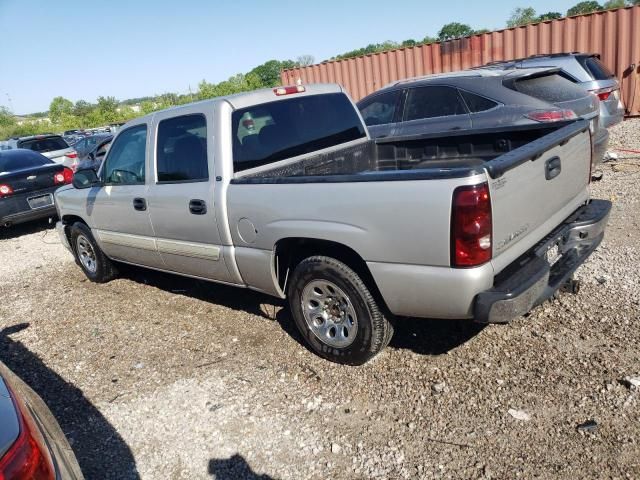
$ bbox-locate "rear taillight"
[0,184,13,198]
[0,384,55,480]
[65,151,78,159]
[525,109,577,122]
[451,183,492,267]
[54,167,74,185]
[590,87,615,101]
[273,85,306,96]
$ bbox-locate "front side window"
[358,90,401,126]
[404,86,467,121]
[102,125,147,185]
[232,93,366,172]
[156,114,208,182]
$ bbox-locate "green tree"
[0,106,14,129]
[248,59,297,88]
[474,28,491,34]
[437,22,475,41]
[96,96,119,123]
[422,35,438,44]
[567,1,602,16]
[401,39,417,47]
[507,7,538,27]
[538,11,563,20]
[603,0,625,8]
[49,96,73,124]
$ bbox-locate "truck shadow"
[208,454,276,479]
[120,265,484,357]
[389,317,486,355]
[0,323,140,480]
[0,218,55,240]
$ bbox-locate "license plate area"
[27,193,53,210]
[545,243,561,266]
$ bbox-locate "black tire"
[69,222,117,283]
[287,256,393,365]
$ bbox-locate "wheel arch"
[273,237,388,311]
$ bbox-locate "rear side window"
[0,151,51,172]
[17,136,68,153]
[156,114,208,182]
[358,90,401,126]
[583,57,615,80]
[103,125,147,185]
[512,74,587,102]
[459,90,498,113]
[232,93,366,172]
[404,86,467,121]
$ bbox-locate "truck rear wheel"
[70,222,117,283]
[287,256,393,365]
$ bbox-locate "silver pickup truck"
[54,83,611,365]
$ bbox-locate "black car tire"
[69,222,117,283]
[287,256,393,365]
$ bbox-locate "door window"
[358,90,401,126]
[404,86,467,121]
[459,90,499,113]
[156,114,208,182]
[102,125,147,185]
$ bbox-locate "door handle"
[133,197,146,211]
[450,126,462,131]
[545,156,562,180]
[189,199,207,215]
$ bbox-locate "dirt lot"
[1,120,639,480]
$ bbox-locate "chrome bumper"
[474,199,612,323]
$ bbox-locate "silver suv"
[484,53,625,129]
[7,134,79,169]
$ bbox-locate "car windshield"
[0,151,52,172]
[18,136,69,153]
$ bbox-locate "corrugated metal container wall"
[282,6,640,116]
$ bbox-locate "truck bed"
[233,121,584,183]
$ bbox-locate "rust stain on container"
[282,6,640,116]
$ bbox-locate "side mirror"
[72,168,101,189]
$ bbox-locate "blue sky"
[1,0,580,114]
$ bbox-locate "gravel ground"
[1,120,639,480]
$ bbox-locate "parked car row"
[357,53,623,166]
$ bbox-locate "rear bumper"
[0,187,59,226]
[474,199,611,323]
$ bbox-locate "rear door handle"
[133,197,146,211]
[189,199,207,215]
[545,156,562,180]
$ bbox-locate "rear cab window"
[17,136,68,153]
[232,93,366,172]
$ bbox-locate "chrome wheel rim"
[76,235,97,274]
[301,280,358,348]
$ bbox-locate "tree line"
[2,0,639,140]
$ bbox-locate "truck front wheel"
[287,256,393,365]
[69,222,118,283]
